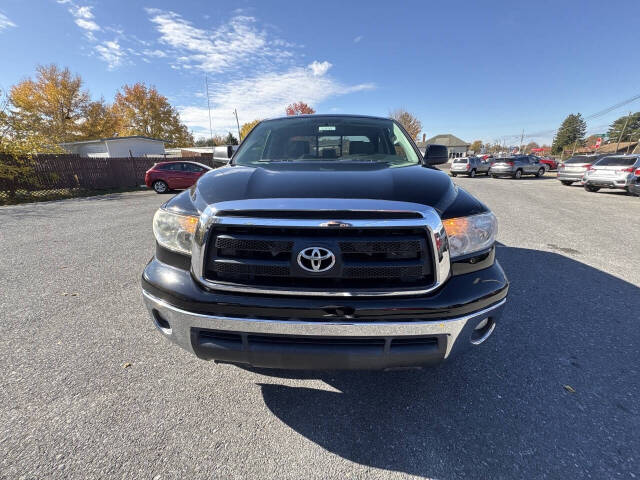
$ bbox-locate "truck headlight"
[152,209,199,255]
[442,212,497,259]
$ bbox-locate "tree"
[239,119,260,141]
[524,141,539,154]
[584,134,601,147]
[112,82,193,147]
[606,112,640,144]
[552,113,586,154]
[0,88,62,199]
[469,140,483,153]
[194,135,226,147]
[8,64,90,144]
[78,99,118,140]
[389,108,422,141]
[285,102,315,116]
[224,132,238,145]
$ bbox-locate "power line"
[497,93,640,142]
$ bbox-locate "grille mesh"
[204,224,434,290]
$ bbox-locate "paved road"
[1,175,639,480]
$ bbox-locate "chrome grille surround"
[191,198,451,297]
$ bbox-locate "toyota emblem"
[297,247,336,273]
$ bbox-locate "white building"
[60,136,165,158]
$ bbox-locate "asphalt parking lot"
[1,173,639,479]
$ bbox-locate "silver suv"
[582,154,640,193]
[557,154,606,186]
[490,156,546,179]
[450,157,491,177]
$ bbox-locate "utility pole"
[615,111,632,154]
[233,109,241,142]
[520,129,524,153]
[205,74,214,156]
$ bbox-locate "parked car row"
[559,154,640,195]
[451,155,547,179]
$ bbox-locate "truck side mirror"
[423,144,449,165]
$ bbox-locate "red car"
[145,161,212,193]
[538,157,558,170]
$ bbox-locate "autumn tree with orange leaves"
[112,83,193,147]
[285,102,315,116]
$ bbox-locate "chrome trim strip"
[190,198,451,297]
[142,291,505,358]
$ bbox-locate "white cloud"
[142,49,167,58]
[74,6,93,19]
[68,4,101,32]
[146,9,292,73]
[308,60,331,76]
[353,35,363,43]
[0,13,16,32]
[95,40,124,69]
[75,18,100,31]
[179,63,374,136]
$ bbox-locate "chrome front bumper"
[142,290,506,369]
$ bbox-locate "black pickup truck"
[142,114,509,370]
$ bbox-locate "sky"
[1,0,640,145]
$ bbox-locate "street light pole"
[233,109,241,142]
[205,74,214,157]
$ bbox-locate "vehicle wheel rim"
[515,171,521,178]
[470,170,475,177]
[155,182,166,192]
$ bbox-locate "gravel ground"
[1,174,639,480]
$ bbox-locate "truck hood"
[192,163,457,213]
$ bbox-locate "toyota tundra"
[141,115,509,370]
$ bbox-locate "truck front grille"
[203,225,434,292]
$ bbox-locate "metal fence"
[0,154,224,205]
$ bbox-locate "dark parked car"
[628,169,640,196]
[145,161,212,193]
[450,156,491,177]
[490,155,546,179]
[141,114,509,370]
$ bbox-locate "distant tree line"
[550,111,640,154]
[0,64,194,158]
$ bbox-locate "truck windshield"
[232,116,420,167]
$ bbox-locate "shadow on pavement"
[248,246,639,478]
